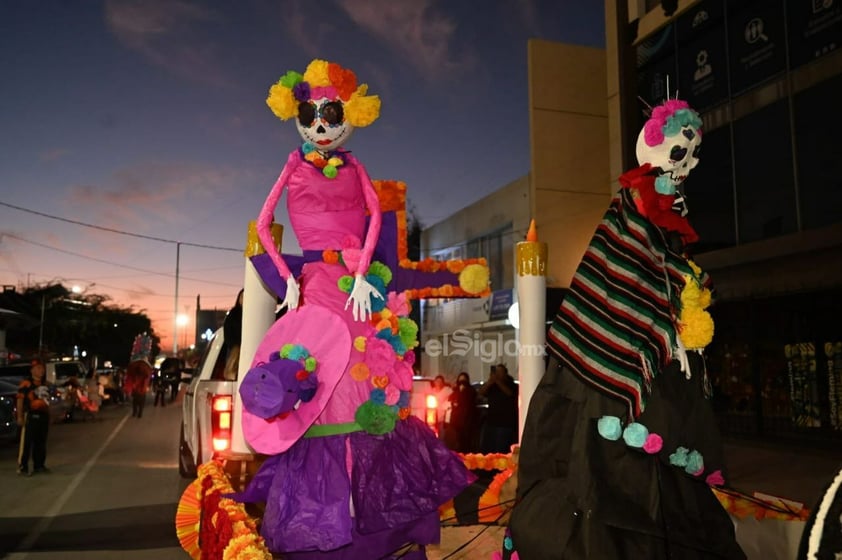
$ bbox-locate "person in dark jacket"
[479,364,518,454]
[17,358,52,475]
[447,371,479,452]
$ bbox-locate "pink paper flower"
[387,291,410,316]
[403,350,416,366]
[643,433,663,454]
[392,360,413,391]
[365,338,396,377]
[705,470,725,487]
[384,384,400,406]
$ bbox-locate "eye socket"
[320,101,344,126]
[669,145,688,162]
[298,102,316,127]
[692,145,701,158]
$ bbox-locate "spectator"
[447,372,479,452]
[124,359,152,418]
[159,358,181,403]
[17,358,52,476]
[431,375,453,439]
[479,364,518,454]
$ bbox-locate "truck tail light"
[425,394,438,435]
[211,395,232,453]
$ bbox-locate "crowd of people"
[432,363,520,455]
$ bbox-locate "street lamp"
[176,313,189,353]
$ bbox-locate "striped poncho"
[546,167,698,418]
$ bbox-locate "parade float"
[175,63,812,559]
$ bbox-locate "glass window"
[732,99,796,243]
[684,126,736,253]
[794,72,842,230]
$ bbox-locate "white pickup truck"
[178,327,237,478]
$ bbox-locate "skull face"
[295,96,354,152]
[635,124,701,192]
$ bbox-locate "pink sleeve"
[256,151,300,281]
[353,158,382,276]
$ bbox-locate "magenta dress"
[233,148,474,559]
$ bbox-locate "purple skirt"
[231,416,474,557]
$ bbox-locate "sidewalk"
[724,437,842,508]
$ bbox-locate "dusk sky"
[0,0,604,351]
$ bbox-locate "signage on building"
[788,0,842,69]
[728,1,786,95]
[676,0,724,44]
[677,24,728,112]
[489,289,513,321]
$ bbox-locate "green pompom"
[304,356,317,372]
[397,317,419,349]
[354,401,397,435]
[366,261,393,285]
[278,71,303,88]
[338,275,354,293]
[280,343,294,358]
[323,165,338,179]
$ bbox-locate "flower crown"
[643,99,703,147]
[266,59,381,127]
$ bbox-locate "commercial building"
[423,0,842,442]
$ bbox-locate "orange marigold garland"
[185,461,272,560]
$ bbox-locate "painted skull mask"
[635,100,703,195]
[295,96,354,152]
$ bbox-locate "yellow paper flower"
[459,264,490,294]
[678,269,715,349]
[302,59,330,86]
[354,336,367,352]
[327,157,343,167]
[266,84,297,121]
[345,84,381,127]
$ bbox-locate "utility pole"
[173,242,181,355]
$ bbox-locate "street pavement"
[2,392,840,559]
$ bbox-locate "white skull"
[635,118,701,193]
[295,96,354,152]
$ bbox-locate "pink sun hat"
[241,305,352,454]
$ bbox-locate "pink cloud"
[334,0,474,78]
[39,148,71,162]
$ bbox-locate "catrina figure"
[231,59,473,559]
[498,99,746,559]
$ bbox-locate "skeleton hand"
[345,274,383,322]
[675,335,691,379]
[281,276,300,311]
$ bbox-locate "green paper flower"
[338,275,354,293]
[279,70,303,88]
[323,165,338,179]
[367,261,393,285]
[280,343,294,358]
[397,317,419,349]
[304,356,317,372]
[355,401,397,435]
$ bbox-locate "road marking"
[9,412,132,559]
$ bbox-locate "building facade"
[611,0,842,442]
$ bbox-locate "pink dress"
[234,148,474,559]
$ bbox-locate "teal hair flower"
[622,422,649,448]
[597,416,622,441]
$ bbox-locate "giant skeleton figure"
[232,60,477,560]
[500,100,746,559]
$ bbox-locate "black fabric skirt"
[505,353,746,560]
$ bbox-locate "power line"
[2,233,240,288]
[0,200,241,251]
